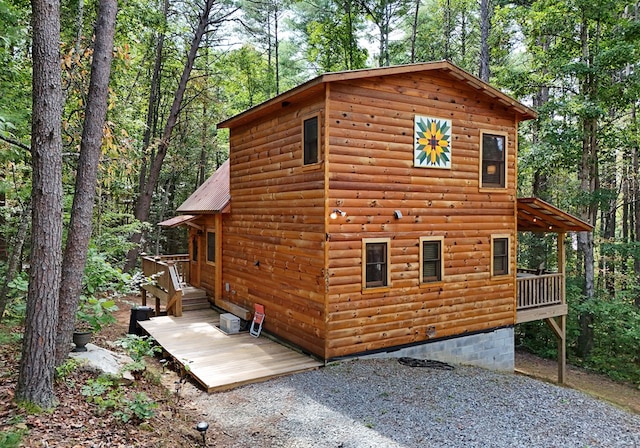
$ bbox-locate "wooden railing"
[141,255,189,317]
[516,272,566,323]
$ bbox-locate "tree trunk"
[409,0,419,63]
[0,202,31,322]
[16,0,63,408]
[576,15,598,359]
[479,0,491,81]
[124,0,218,271]
[55,0,117,366]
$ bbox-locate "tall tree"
[16,0,63,408]
[358,0,410,66]
[55,0,118,366]
[478,0,491,81]
[289,0,368,73]
[124,0,235,271]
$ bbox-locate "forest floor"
[1,296,639,447]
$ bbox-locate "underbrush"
[516,281,640,386]
[0,309,206,447]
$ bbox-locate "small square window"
[492,236,509,276]
[420,237,443,283]
[303,116,319,165]
[481,133,506,188]
[363,238,390,289]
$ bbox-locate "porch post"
[557,232,566,384]
[558,314,566,384]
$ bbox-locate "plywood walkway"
[138,308,323,392]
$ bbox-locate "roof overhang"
[157,214,203,231]
[218,60,537,130]
[517,198,593,233]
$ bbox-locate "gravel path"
[183,359,640,448]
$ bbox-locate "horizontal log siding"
[223,98,328,358]
[325,74,518,359]
[198,215,218,295]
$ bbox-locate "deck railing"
[141,255,189,316]
[516,271,566,323]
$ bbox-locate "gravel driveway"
[183,358,640,447]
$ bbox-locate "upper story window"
[363,238,390,290]
[303,115,319,165]
[420,237,443,284]
[480,132,507,189]
[491,235,509,276]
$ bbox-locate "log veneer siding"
[220,66,526,360]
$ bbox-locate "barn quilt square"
[414,116,451,169]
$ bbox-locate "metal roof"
[158,214,198,227]
[517,198,593,233]
[176,159,230,214]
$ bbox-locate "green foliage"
[1,271,28,321]
[0,429,26,448]
[81,375,157,423]
[114,334,161,375]
[92,215,150,268]
[76,297,118,332]
[81,375,124,414]
[83,248,132,295]
[115,334,160,362]
[55,358,79,381]
[576,296,640,384]
[113,392,158,423]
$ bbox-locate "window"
[420,237,443,283]
[303,115,319,165]
[481,132,506,188]
[206,231,216,264]
[363,238,390,289]
[492,236,509,276]
[192,236,198,261]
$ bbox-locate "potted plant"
[73,296,118,352]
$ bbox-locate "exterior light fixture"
[330,209,346,219]
[196,421,209,446]
[393,210,403,219]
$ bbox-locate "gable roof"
[218,60,537,129]
[517,198,593,233]
[176,159,230,214]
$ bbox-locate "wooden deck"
[138,308,323,392]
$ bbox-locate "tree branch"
[0,134,30,151]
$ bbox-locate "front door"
[189,232,201,287]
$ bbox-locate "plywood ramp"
[138,309,323,392]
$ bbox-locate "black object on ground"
[128,306,153,335]
[398,357,454,370]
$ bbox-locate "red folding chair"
[250,303,265,338]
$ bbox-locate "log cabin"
[149,61,592,379]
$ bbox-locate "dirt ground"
[515,350,640,414]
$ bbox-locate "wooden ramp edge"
[138,308,323,392]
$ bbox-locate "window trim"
[479,130,508,190]
[206,228,216,266]
[490,234,511,277]
[419,236,444,285]
[302,113,322,166]
[362,237,391,292]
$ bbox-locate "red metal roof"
[176,159,230,214]
[158,214,198,227]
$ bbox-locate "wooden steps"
[181,286,210,311]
